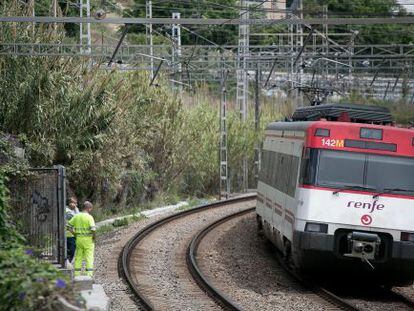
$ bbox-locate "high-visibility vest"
[67,212,96,240]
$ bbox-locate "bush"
[112,217,129,227]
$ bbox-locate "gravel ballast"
[128,201,254,310]
[95,214,171,311]
[196,212,329,310]
[95,200,414,311]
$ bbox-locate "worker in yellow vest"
[67,201,96,277]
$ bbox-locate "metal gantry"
[3,16,414,25]
[237,0,250,192]
[79,0,91,54]
[171,12,182,91]
[254,66,261,186]
[219,60,230,199]
[146,0,154,80]
[3,5,414,196]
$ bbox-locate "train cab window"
[316,150,365,188]
[296,148,414,196]
[366,154,414,194]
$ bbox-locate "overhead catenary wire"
[3,16,414,25]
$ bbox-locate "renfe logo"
[347,200,385,214]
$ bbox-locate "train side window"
[267,151,273,185]
[272,152,279,189]
[284,154,292,194]
[263,151,270,183]
[277,153,284,193]
[259,150,265,182]
[259,150,269,182]
[276,153,284,191]
[288,156,300,197]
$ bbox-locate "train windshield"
[301,149,414,196]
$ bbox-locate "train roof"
[291,103,392,124]
[266,120,414,134]
[266,121,414,157]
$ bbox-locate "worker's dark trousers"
[67,237,76,262]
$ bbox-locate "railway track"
[118,194,256,310]
[187,208,255,310]
[118,194,414,310]
[191,207,360,310]
[272,239,414,311]
[192,208,414,311]
[272,249,361,310]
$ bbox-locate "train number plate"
[321,138,344,148]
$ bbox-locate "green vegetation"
[0,2,281,218]
[96,224,115,235]
[341,92,414,124]
[0,171,76,311]
[96,214,144,235]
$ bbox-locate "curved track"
[118,195,256,310]
[187,208,255,311]
[190,207,360,310]
[191,209,414,311]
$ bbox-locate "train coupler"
[344,232,381,269]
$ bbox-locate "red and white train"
[256,104,414,284]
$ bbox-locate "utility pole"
[79,0,91,54]
[323,4,329,80]
[29,0,35,36]
[297,0,304,107]
[52,0,58,32]
[254,67,261,186]
[146,0,154,80]
[237,0,249,192]
[219,59,230,199]
[172,12,182,91]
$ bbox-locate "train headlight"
[305,222,328,233]
[401,232,414,242]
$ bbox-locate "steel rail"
[270,238,414,310]
[118,194,256,311]
[2,16,414,25]
[385,288,414,309]
[187,207,255,310]
[271,247,361,311]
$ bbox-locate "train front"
[295,122,414,284]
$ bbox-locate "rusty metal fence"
[8,166,66,267]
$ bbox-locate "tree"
[303,0,414,44]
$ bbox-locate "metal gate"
[8,166,66,267]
